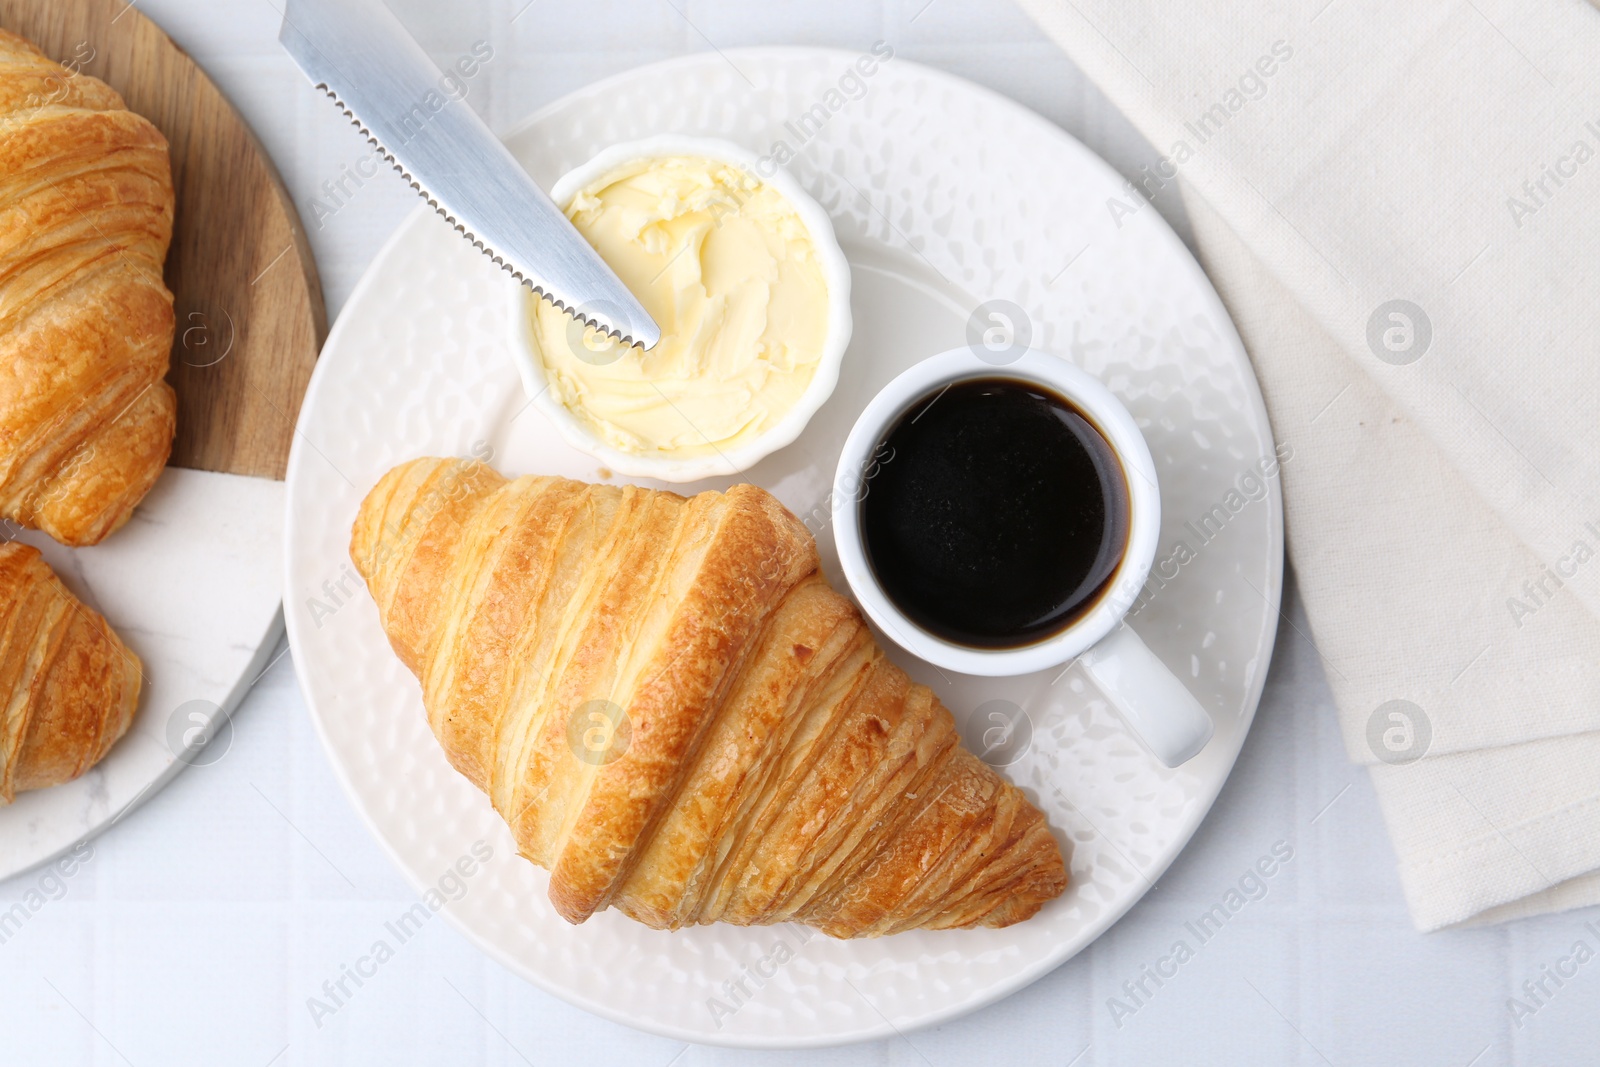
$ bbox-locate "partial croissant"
[352,458,1068,937]
[0,29,177,547]
[0,542,141,803]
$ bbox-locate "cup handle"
[1077,623,1214,768]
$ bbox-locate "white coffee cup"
[830,347,1214,768]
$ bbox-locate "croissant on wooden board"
[0,29,177,547]
[0,542,141,803]
[351,457,1069,938]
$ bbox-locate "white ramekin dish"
[505,135,852,483]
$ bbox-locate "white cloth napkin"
[1017,0,1600,930]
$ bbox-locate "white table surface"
[3,2,1591,1065]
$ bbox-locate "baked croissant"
[0,29,177,547]
[0,542,141,803]
[352,457,1068,937]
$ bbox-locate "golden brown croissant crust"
[0,29,176,547]
[0,542,141,803]
[352,457,1068,938]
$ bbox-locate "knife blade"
[278,0,660,350]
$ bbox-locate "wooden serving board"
[0,0,325,479]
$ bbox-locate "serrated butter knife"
[279,0,660,350]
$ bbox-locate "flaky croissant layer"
[0,542,141,802]
[0,29,177,547]
[352,458,1068,938]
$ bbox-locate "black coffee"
[860,377,1129,648]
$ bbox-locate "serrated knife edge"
[278,0,660,350]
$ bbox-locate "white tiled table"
[2,3,1592,1064]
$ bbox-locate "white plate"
[283,48,1283,1048]
[2,470,284,880]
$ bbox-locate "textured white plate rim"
[284,47,1284,1049]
